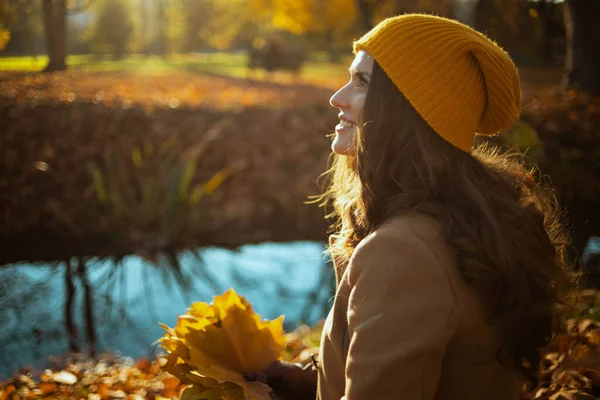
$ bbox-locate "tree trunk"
[454,0,477,26]
[42,0,67,72]
[537,0,554,65]
[356,0,374,31]
[77,258,96,358]
[564,0,600,93]
[157,0,167,56]
[25,3,38,60]
[42,0,55,61]
[65,259,80,353]
[142,0,150,55]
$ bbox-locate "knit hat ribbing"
[353,14,521,153]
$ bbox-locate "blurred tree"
[319,0,361,57]
[90,0,134,60]
[477,0,599,91]
[394,0,455,17]
[42,0,67,71]
[179,0,248,51]
[0,1,13,50]
[535,0,562,65]
[0,1,13,24]
[155,0,167,55]
[0,24,10,51]
[40,0,95,72]
[474,0,521,56]
[356,0,455,30]
[245,0,355,36]
[164,0,186,53]
[0,1,19,51]
[246,0,358,58]
[356,0,380,30]
[134,0,167,56]
[564,0,600,93]
[138,0,151,54]
[0,28,9,50]
[0,1,45,57]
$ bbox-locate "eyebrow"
[348,67,371,81]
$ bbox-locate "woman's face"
[329,50,374,156]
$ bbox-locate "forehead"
[350,50,374,72]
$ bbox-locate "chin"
[332,136,356,156]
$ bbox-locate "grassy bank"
[0,53,348,90]
[0,68,336,264]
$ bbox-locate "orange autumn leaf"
[158,288,284,400]
[0,385,16,400]
[39,382,58,395]
[161,388,180,398]
[556,334,574,354]
[587,329,600,346]
[135,358,152,372]
[162,376,180,390]
[97,383,110,399]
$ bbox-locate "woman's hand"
[244,360,318,400]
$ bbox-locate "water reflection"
[0,241,332,378]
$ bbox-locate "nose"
[329,86,349,109]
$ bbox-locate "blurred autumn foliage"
[90,1,134,60]
[522,290,600,400]
[0,26,9,51]
[513,68,600,285]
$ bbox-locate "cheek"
[351,93,366,120]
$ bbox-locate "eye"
[355,72,369,87]
[347,69,369,88]
[357,75,369,87]
[351,74,368,89]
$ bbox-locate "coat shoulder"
[379,212,444,241]
[348,213,452,284]
[353,213,445,260]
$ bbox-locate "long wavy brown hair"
[318,61,576,383]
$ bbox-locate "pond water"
[0,241,332,378]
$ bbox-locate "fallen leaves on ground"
[0,70,335,111]
[5,291,600,399]
[522,290,600,399]
[0,356,184,400]
[0,321,321,400]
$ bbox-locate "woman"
[247,14,574,400]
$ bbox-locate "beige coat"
[316,214,521,400]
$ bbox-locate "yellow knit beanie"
[353,14,521,153]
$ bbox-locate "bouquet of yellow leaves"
[158,288,285,400]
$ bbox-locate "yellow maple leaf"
[159,289,285,400]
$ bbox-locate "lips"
[336,115,357,132]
